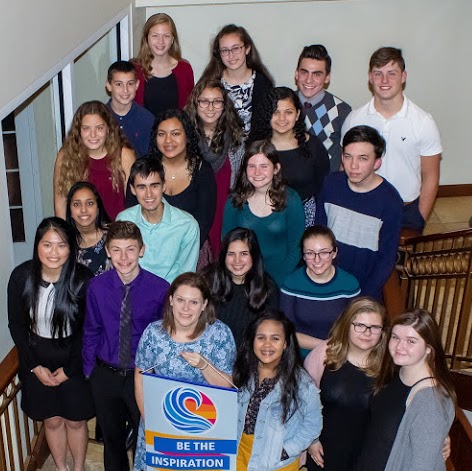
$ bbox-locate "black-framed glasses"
[219,45,245,57]
[303,250,334,261]
[351,322,383,335]
[197,99,225,110]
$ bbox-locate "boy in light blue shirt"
[116,159,199,283]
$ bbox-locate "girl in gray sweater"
[356,309,455,471]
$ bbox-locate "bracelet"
[198,361,208,371]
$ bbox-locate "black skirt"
[20,333,94,421]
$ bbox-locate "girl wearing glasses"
[223,140,305,287]
[280,225,360,358]
[133,13,194,117]
[201,24,273,136]
[148,109,216,267]
[304,297,387,471]
[355,309,455,471]
[249,87,330,226]
[186,79,244,255]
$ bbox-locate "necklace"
[166,168,190,181]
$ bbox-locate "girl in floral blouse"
[66,181,110,276]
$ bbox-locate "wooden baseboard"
[438,184,472,198]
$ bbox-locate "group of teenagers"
[7,10,451,471]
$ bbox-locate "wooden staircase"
[384,228,472,471]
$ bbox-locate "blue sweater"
[315,172,402,299]
[223,187,305,287]
[280,266,360,339]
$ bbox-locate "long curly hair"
[325,297,388,378]
[185,78,244,154]
[202,227,271,310]
[57,101,128,197]
[248,87,310,159]
[233,310,303,423]
[136,13,183,79]
[201,24,274,84]
[147,109,202,177]
[231,139,286,211]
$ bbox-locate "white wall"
[0,0,131,118]
[140,0,471,185]
[74,30,115,105]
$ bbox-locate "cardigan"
[250,72,273,132]
[133,59,194,110]
[384,386,454,471]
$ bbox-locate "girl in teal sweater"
[223,139,305,287]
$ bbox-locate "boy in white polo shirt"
[342,47,442,232]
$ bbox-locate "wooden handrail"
[404,228,472,245]
[0,347,19,393]
[0,346,49,470]
[448,407,472,471]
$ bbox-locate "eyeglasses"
[303,250,334,261]
[219,45,245,57]
[351,322,383,335]
[197,99,225,110]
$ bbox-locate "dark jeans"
[402,198,425,232]
[90,363,140,471]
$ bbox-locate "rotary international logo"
[163,387,217,434]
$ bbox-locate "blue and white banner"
[143,373,238,470]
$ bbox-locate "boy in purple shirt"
[83,221,169,470]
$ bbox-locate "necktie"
[118,284,132,368]
[304,101,313,109]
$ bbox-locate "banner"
[143,373,238,470]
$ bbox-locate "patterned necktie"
[118,284,132,368]
[304,101,313,109]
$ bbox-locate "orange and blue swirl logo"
[163,388,217,434]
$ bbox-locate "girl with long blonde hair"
[133,13,194,116]
[304,297,388,471]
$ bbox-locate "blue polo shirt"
[107,100,155,158]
